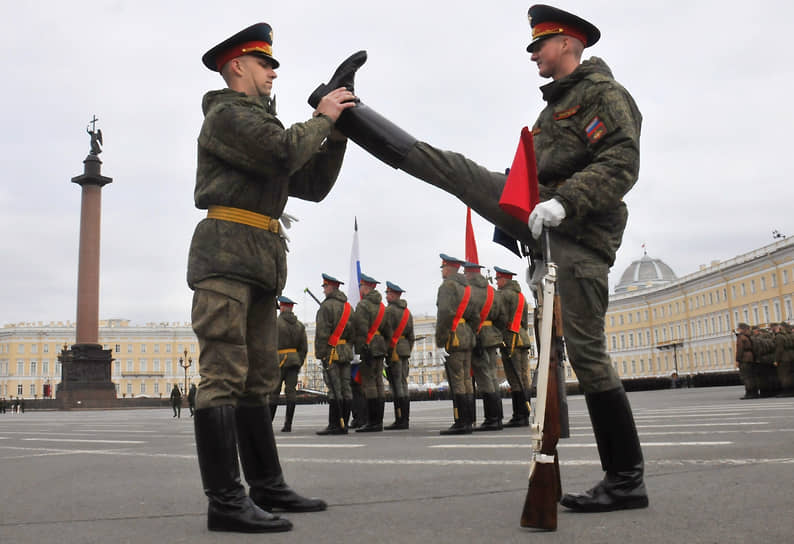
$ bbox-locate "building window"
[127,383,133,394]
[30,361,37,376]
[55,362,61,375]
[639,359,645,372]
[17,361,24,376]
[18,344,24,354]
[629,334,634,348]
[30,384,36,397]
[127,344,133,353]
[786,299,793,321]
[621,361,627,375]
[127,360,134,372]
[743,308,750,322]
[42,360,49,375]
[761,277,767,291]
[741,283,746,296]
[620,335,625,349]
[153,359,160,372]
[775,301,782,322]
[114,361,121,375]
[154,344,160,353]
[763,305,770,323]
[43,344,49,353]
[31,345,38,354]
[154,382,160,394]
[140,383,146,394]
[784,270,789,285]
[753,307,760,324]
[709,293,714,305]
[166,344,172,353]
[140,359,148,372]
[771,274,777,288]
[190,344,196,353]
[750,280,756,294]
[611,336,617,350]
[115,344,121,353]
[141,344,146,353]
[628,313,633,324]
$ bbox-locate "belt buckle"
[268,218,279,233]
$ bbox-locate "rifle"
[520,229,562,531]
[305,287,345,430]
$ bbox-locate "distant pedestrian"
[187,384,197,416]
[170,384,182,418]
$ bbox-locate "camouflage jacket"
[736,333,753,364]
[353,289,391,358]
[383,298,415,359]
[533,57,642,266]
[277,311,308,368]
[187,89,347,292]
[435,272,476,352]
[495,279,531,350]
[315,288,354,363]
[466,274,503,348]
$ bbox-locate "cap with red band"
[526,4,600,53]
[203,22,280,72]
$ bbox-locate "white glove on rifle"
[279,212,299,245]
[439,347,450,360]
[528,199,566,239]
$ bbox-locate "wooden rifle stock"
[520,261,562,531]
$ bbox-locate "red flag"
[499,127,540,223]
[465,207,479,264]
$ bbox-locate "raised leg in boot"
[194,406,291,533]
[236,404,327,512]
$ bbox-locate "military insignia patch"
[585,116,606,143]
[532,127,542,136]
[554,105,580,120]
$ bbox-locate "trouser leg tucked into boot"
[194,406,292,533]
[385,396,410,430]
[235,405,327,513]
[440,394,472,435]
[504,390,529,427]
[560,387,649,512]
[474,392,502,431]
[356,398,383,432]
[281,402,295,433]
[316,401,346,435]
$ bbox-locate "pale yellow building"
[604,237,794,379]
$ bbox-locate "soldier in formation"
[382,281,415,430]
[271,296,308,432]
[315,274,355,435]
[738,322,794,398]
[352,274,390,433]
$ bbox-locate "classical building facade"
[604,237,794,379]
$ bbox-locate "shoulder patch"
[531,127,542,136]
[585,116,607,143]
[554,105,580,120]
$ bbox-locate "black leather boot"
[385,397,409,430]
[440,394,472,435]
[504,390,529,427]
[269,402,278,421]
[560,387,649,512]
[474,392,502,431]
[308,50,367,105]
[194,406,292,533]
[356,398,383,432]
[281,402,295,433]
[316,402,346,435]
[235,405,327,513]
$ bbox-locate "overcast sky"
[2,0,792,327]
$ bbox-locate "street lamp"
[179,350,192,396]
[656,340,683,378]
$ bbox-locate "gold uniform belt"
[278,348,297,355]
[481,320,493,327]
[207,205,280,233]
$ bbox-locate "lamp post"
[179,350,192,396]
[656,340,683,384]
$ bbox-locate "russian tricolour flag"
[348,217,361,307]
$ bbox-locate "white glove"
[280,212,299,230]
[528,199,566,239]
[439,347,450,359]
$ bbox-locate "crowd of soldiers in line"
[270,254,536,436]
[735,321,794,398]
[0,397,25,413]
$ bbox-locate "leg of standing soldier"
[357,357,384,433]
[440,351,472,435]
[472,347,500,431]
[384,356,404,430]
[400,357,411,427]
[550,236,648,512]
[235,290,327,513]
[191,279,291,532]
[281,367,298,432]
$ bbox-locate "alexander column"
[56,117,117,408]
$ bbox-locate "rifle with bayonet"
[520,229,562,531]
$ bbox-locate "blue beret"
[463,261,484,269]
[494,266,517,277]
[439,253,464,266]
[322,272,344,285]
[386,281,404,293]
[359,273,379,285]
[277,296,296,305]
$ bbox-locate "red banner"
[499,127,540,223]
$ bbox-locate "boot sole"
[560,496,649,513]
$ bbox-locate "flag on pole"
[347,217,361,307]
[465,207,479,265]
[498,126,540,223]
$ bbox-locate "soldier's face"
[386,290,400,303]
[530,36,564,79]
[496,277,508,288]
[238,54,278,97]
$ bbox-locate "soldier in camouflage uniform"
[270,296,307,433]
[735,323,758,399]
[315,273,356,435]
[382,281,415,430]
[772,322,794,397]
[462,262,504,431]
[188,23,356,533]
[436,254,478,435]
[320,4,648,514]
[493,267,533,428]
[352,274,391,433]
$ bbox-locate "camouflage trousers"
[739,361,758,392]
[387,356,410,398]
[471,346,500,393]
[402,143,621,393]
[500,347,531,393]
[777,361,794,390]
[191,278,279,409]
[274,365,300,403]
[359,356,385,399]
[445,350,473,396]
[323,360,352,401]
